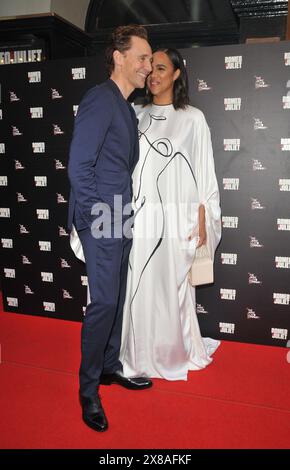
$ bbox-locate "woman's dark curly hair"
[143,48,189,110]
[105,24,148,75]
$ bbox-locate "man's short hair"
[105,24,148,74]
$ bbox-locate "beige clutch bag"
[188,245,214,286]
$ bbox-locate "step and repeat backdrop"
[0,42,289,346]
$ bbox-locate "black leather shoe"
[80,393,108,432]
[100,370,153,390]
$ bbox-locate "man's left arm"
[68,87,113,227]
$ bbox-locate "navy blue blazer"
[68,79,139,231]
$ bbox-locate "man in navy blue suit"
[68,25,152,432]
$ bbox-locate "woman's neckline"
[151,102,173,107]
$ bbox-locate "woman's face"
[147,51,180,102]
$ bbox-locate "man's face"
[121,36,152,90]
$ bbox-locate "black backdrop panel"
[0,55,106,321]
[181,42,290,346]
[0,43,289,346]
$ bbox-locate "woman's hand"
[188,204,206,247]
[197,204,206,247]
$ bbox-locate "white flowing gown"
[120,104,222,380]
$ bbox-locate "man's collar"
[106,78,125,100]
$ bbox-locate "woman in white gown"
[120,48,222,381]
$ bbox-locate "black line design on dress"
[125,111,198,361]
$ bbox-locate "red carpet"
[0,298,289,449]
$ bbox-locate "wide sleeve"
[68,86,113,227]
[192,110,221,259]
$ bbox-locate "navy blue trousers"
[78,227,132,397]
